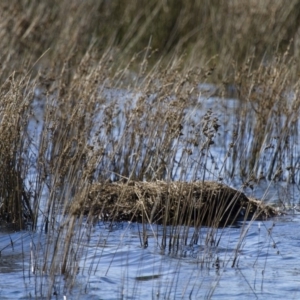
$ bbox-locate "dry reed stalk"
[230,49,300,183]
[0,73,35,230]
[0,1,300,78]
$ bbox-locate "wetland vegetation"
[1,0,300,298]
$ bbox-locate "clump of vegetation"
[0,74,35,229]
[0,0,299,298]
[72,181,277,227]
[1,0,300,76]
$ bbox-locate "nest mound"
[71,181,278,226]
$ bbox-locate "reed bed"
[0,0,299,298]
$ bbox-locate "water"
[1,84,300,299]
[1,214,300,299]
[77,215,300,299]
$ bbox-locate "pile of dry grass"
[71,181,278,227]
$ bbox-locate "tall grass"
[0,0,299,298]
[1,0,300,76]
[0,73,35,229]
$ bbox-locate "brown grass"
[1,0,300,77]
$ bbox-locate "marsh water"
[1,85,300,299]
[1,212,300,299]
